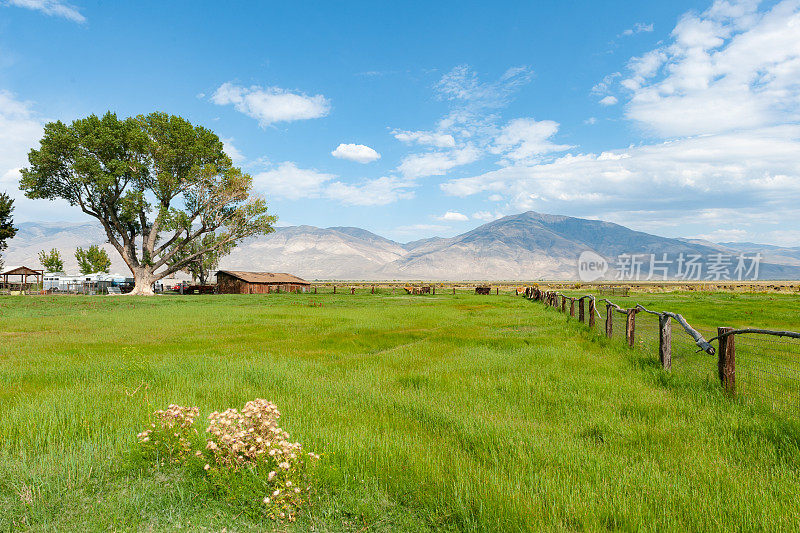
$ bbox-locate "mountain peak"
[5,215,799,280]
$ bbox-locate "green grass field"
[2,291,800,531]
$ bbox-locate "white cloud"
[393,130,456,148]
[584,117,597,125]
[211,82,330,127]
[491,118,571,161]
[6,0,85,23]
[397,146,480,178]
[325,176,414,206]
[442,125,800,233]
[253,161,413,206]
[0,90,81,222]
[331,143,381,163]
[252,162,335,200]
[0,91,41,176]
[472,211,504,222]
[389,66,543,188]
[599,95,618,106]
[619,0,800,137]
[592,72,622,95]
[620,22,654,36]
[431,65,533,141]
[488,194,503,202]
[435,65,532,107]
[692,228,750,242]
[435,211,469,222]
[221,138,245,165]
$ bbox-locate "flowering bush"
[137,404,199,464]
[137,399,318,521]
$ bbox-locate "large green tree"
[0,192,18,271]
[168,231,230,285]
[20,112,275,294]
[38,248,64,272]
[75,245,111,274]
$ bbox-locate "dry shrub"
[137,399,318,521]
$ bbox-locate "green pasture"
[1,291,799,531]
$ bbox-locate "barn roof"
[216,271,310,285]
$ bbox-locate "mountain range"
[4,212,800,280]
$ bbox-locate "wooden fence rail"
[524,287,800,402]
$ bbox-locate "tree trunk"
[127,269,157,296]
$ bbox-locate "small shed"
[216,271,310,294]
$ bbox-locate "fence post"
[333,285,336,294]
[626,309,636,347]
[570,299,575,317]
[588,299,596,328]
[453,287,456,295]
[561,296,566,313]
[717,327,735,394]
[314,286,317,294]
[659,315,672,370]
[578,298,585,323]
[351,287,355,295]
[605,304,613,338]
[372,285,375,294]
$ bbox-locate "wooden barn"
[215,271,310,294]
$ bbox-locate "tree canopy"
[168,232,230,285]
[0,192,17,270]
[20,112,275,294]
[75,245,111,274]
[39,248,64,272]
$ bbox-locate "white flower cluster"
[137,404,200,460]
[137,399,318,522]
[204,399,302,469]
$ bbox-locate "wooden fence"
[524,287,800,415]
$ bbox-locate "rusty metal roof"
[216,271,310,284]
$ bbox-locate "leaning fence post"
[588,299,596,328]
[626,309,636,347]
[605,304,613,338]
[659,315,672,370]
[570,299,575,317]
[717,327,735,394]
[578,298,585,323]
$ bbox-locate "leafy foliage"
[20,112,275,293]
[38,248,64,272]
[0,192,17,270]
[75,245,111,274]
[168,232,230,284]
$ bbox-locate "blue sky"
[1,0,799,245]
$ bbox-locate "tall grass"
[1,292,799,531]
